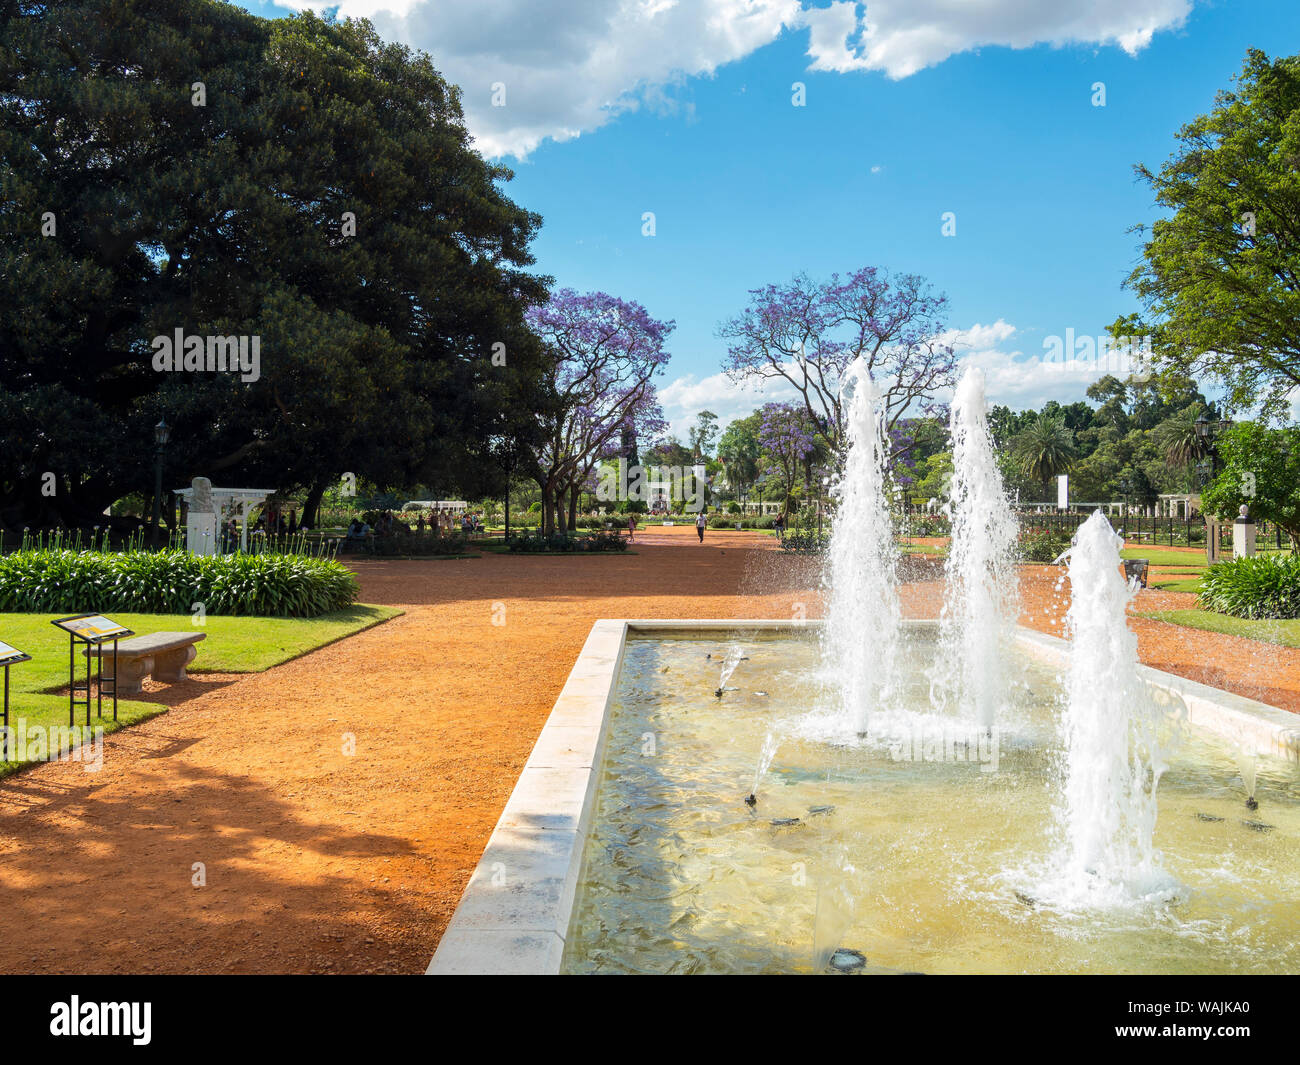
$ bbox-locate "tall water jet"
[934,365,1020,729]
[1053,510,1171,904]
[823,364,902,736]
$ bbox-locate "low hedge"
[1200,554,1300,619]
[0,548,359,617]
[506,530,628,553]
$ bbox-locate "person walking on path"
[696,510,707,543]
[775,510,786,541]
[627,513,637,543]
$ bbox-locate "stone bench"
[83,632,206,694]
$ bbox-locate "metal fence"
[1014,511,1290,552]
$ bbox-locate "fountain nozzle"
[1246,795,1259,810]
[744,793,757,807]
[714,688,724,698]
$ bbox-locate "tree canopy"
[1,0,548,529]
[1118,48,1300,421]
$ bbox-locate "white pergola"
[173,485,274,552]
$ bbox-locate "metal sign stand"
[50,615,134,726]
[0,644,32,762]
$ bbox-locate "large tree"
[526,289,671,534]
[0,1,548,530]
[1012,413,1077,502]
[757,402,816,509]
[1116,49,1300,421]
[717,413,761,500]
[1202,422,1300,547]
[719,267,957,461]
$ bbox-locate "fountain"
[715,644,744,698]
[1239,754,1260,810]
[822,363,902,736]
[439,357,1300,975]
[934,365,1020,729]
[745,730,780,807]
[1046,509,1174,906]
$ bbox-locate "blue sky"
[244,0,1300,438]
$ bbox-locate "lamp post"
[1193,415,1232,564]
[150,418,169,550]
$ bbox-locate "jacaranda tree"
[526,289,672,534]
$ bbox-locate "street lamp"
[1193,416,1233,563]
[151,418,169,550]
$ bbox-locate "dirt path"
[0,526,1295,973]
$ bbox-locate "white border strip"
[427,619,1300,975]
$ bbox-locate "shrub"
[908,514,951,538]
[0,549,358,617]
[367,531,467,557]
[780,529,828,553]
[506,530,628,553]
[1200,554,1300,619]
[1018,531,1070,564]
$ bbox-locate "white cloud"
[658,369,800,441]
[272,0,1192,158]
[799,0,1192,79]
[943,321,1140,409]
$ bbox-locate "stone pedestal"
[186,512,218,555]
[186,476,217,556]
[1234,505,1257,558]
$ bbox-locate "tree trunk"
[568,483,580,531]
[301,483,326,529]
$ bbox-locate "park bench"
[83,632,206,695]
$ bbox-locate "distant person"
[627,513,637,542]
[775,510,786,540]
[696,510,707,543]
[416,513,425,533]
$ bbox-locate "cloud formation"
[273,0,1193,158]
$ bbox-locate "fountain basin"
[427,619,1300,975]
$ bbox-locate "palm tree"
[1153,404,1211,491]
[1012,413,1077,502]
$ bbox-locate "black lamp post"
[1193,415,1232,563]
[150,418,169,550]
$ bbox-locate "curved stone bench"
[83,632,206,695]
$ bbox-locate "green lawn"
[1141,608,1300,649]
[0,605,399,775]
[1120,547,1208,568]
[899,542,947,555]
[1150,577,1205,593]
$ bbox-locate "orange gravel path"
[0,526,1295,974]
